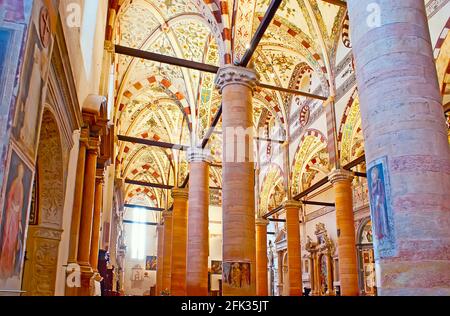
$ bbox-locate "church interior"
[0,0,449,297]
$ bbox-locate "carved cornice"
[328,169,354,184]
[171,188,188,200]
[187,147,212,163]
[215,65,258,93]
[256,218,269,226]
[282,200,302,210]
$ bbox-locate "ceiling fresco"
[112,0,347,207]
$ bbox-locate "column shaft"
[90,176,104,271]
[329,170,358,296]
[171,189,189,296]
[347,0,450,295]
[186,155,210,296]
[156,224,164,295]
[256,219,269,296]
[284,201,302,296]
[162,211,173,294]
[216,65,258,296]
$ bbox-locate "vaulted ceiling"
[111,0,347,207]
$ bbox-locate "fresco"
[0,143,33,290]
[367,156,397,259]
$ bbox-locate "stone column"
[161,210,173,294]
[156,224,164,296]
[256,218,269,296]
[170,188,189,296]
[277,251,283,296]
[326,255,335,296]
[347,0,450,295]
[76,136,99,296]
[90,171,104,272]
[216,65,258,296]
[329,169,358,296]
[66,130,87,296]
[186,148,210,296]
[283,200,303,296]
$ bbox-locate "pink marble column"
[347,0,450,295]
[216,65,258,296]
[186,148,210,296]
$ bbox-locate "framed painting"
[211,260,222,275]
[367,156,396,259]
[0,142,34,290]
[145,256,157,271]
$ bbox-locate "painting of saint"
[367,157,396,258]
[0,147,33,283]
[145,256,157,271]
[222,262,251,288]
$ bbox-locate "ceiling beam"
[125,179,174,190]
[118,135,189,151]
[123,220,158,226]
[124,204,164,212]
[301,200,335,207]
[320,0,347,7]
[239,0,283,67]
[258,83,328,101]
[115,45,219,74]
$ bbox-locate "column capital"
[187,147,212,163]
[162,210,173,220]
[282,200,302,210]
[328,169,354,184]
[171,188,189,200]
[86,136,100,155]
[215,65,259,93]
[256,218,269,226]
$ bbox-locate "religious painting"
[0,143,34,289]
[211,260,222,275]
[367,156,396,258]
[11,1,53,161]
[145,256,157,271]
[223,262,251,289]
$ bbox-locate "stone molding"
[171,188,189,200]
[282,200,302,210]
[328,169,354,184]
[256,218,270,226]
[187,147,212,163]
[215,65,258,93]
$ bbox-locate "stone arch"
[259,164,286,217]
[22,108,65,296]
[290,129,328,196]
[338,89,364,166]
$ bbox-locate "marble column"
[277,251,283,296]
[170,188,189,296]
[90,171,104,272]
[186,148,210,296]
[66,130,87,296]
[256,218,269,296]
[283,200,303,296]
[329,169,358,296]
[347,0,450,295]
[162,210,173,294]
[76,137,100,296]
[216,65,258,296]
[156,224,164,296]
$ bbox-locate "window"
[80,0,99,75]
[130,208,147,259]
